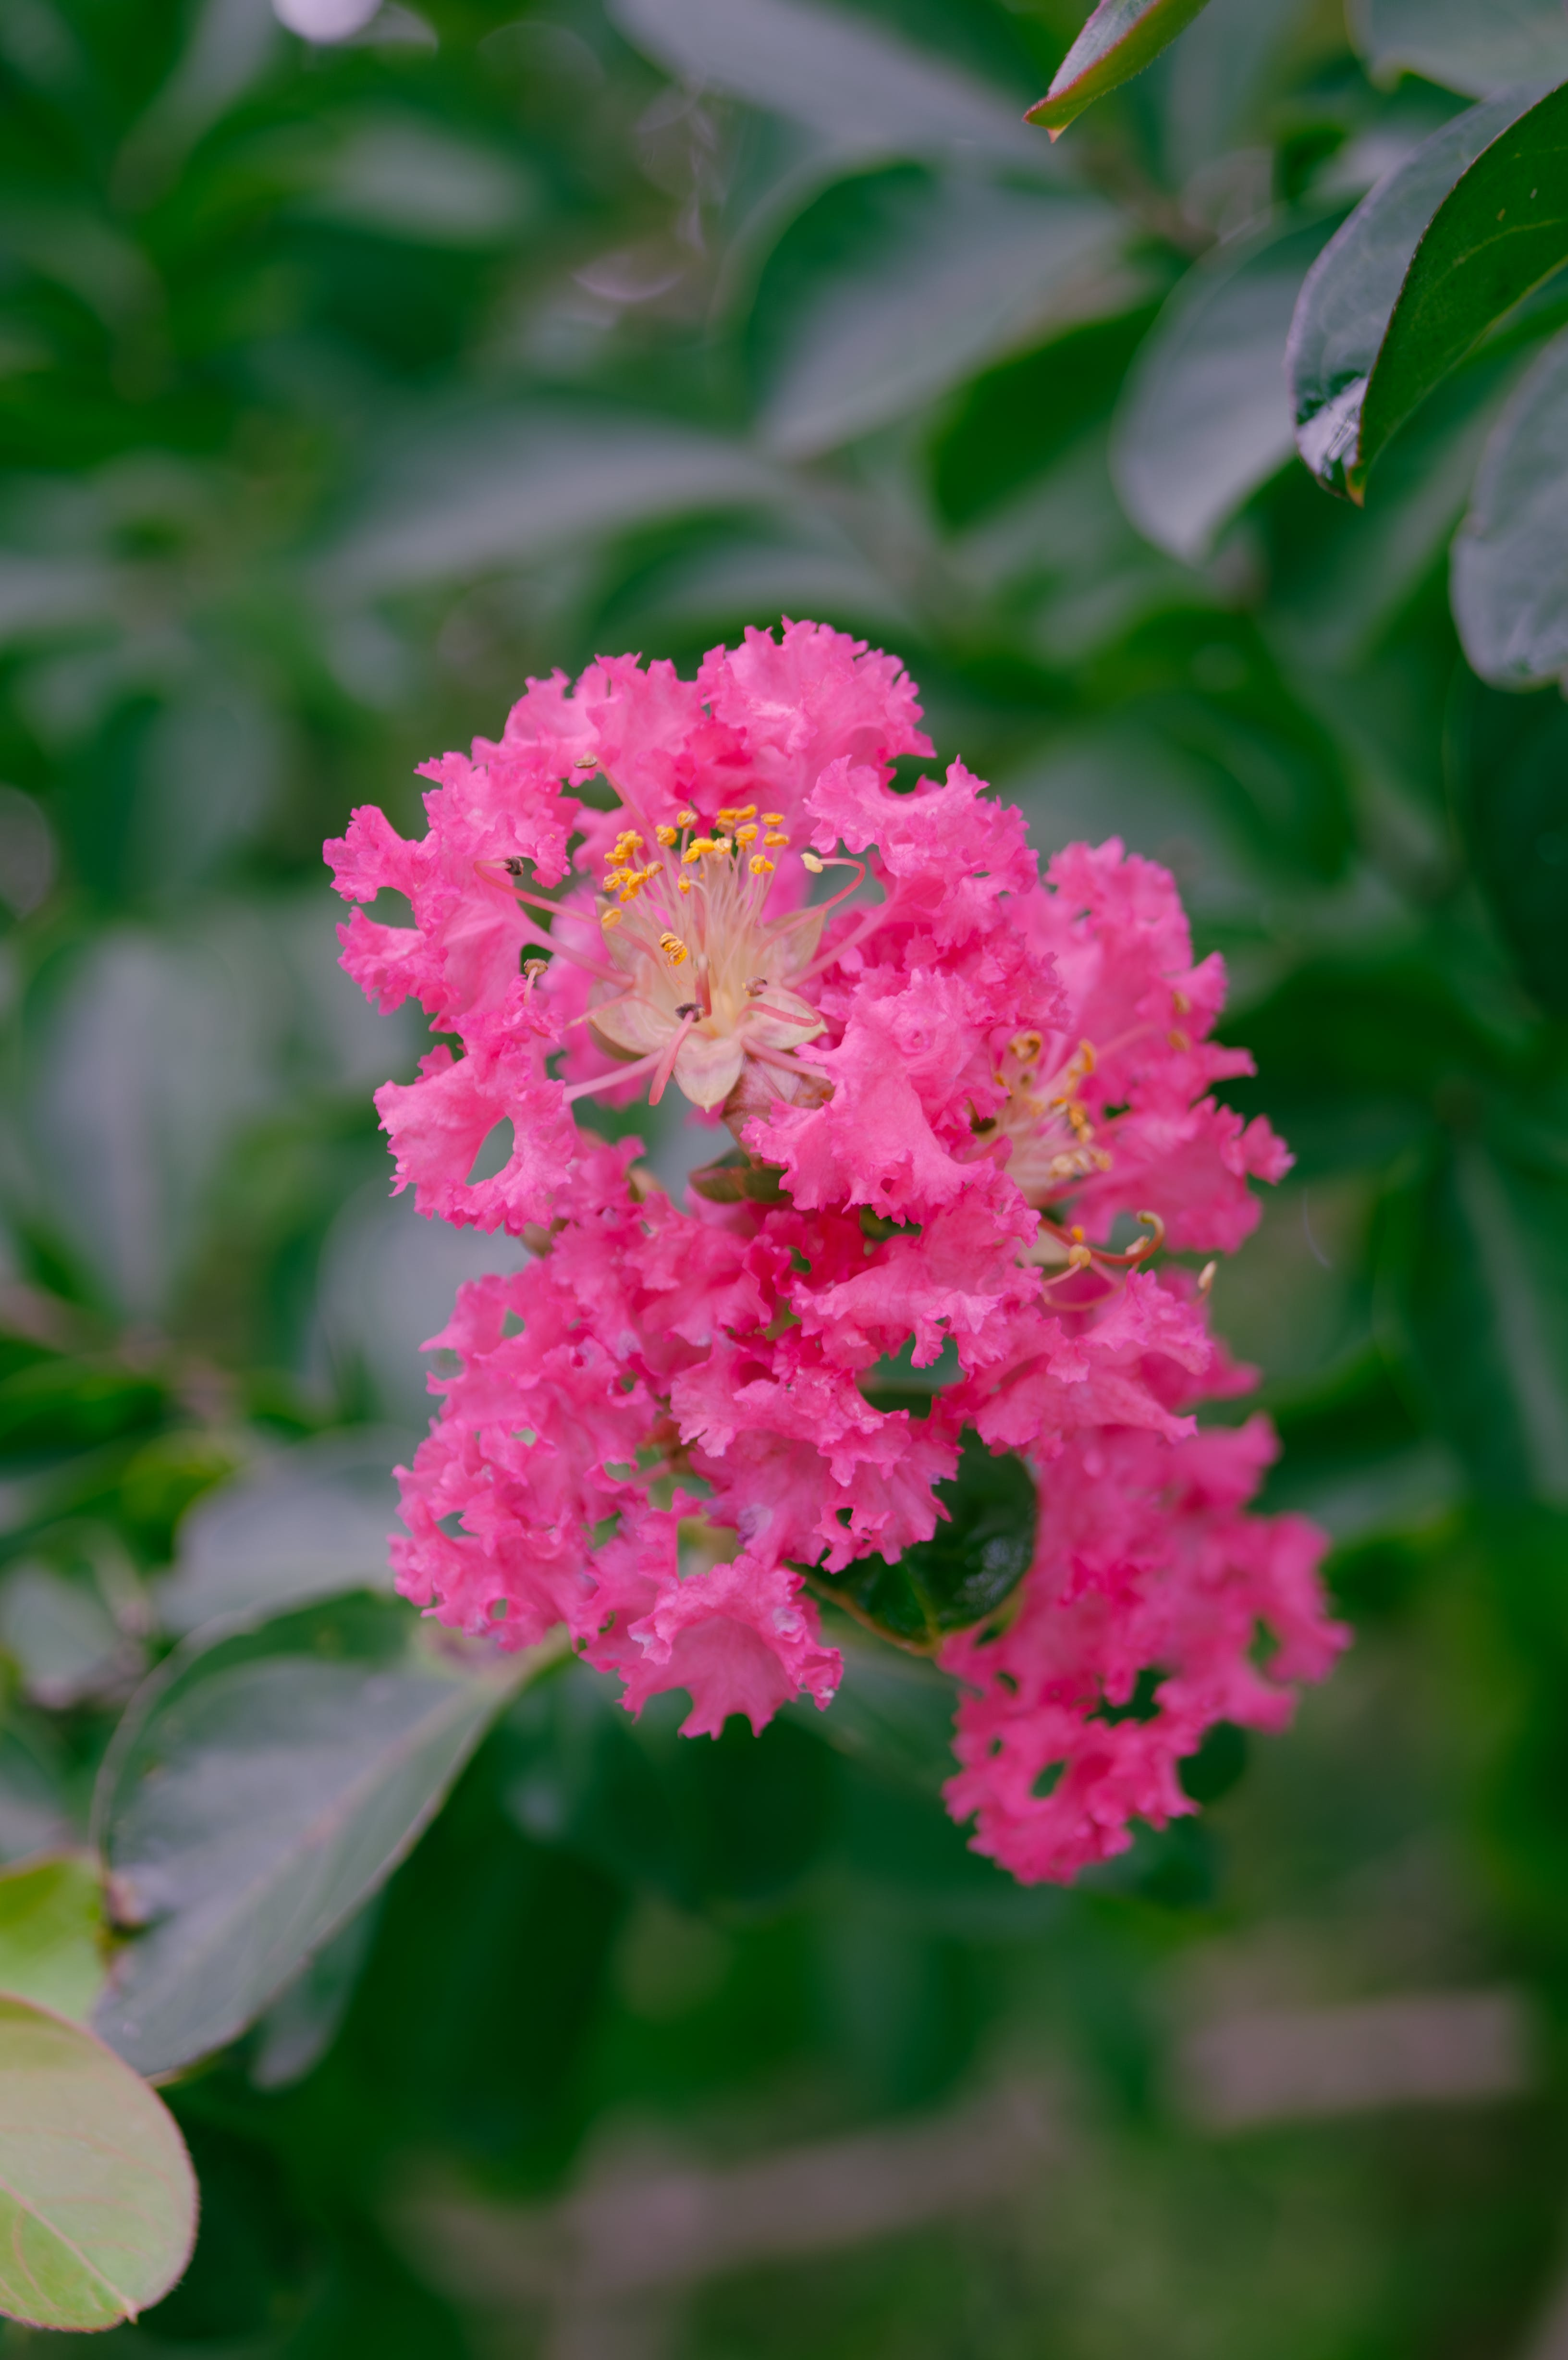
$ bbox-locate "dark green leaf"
[1026,0,1216,137]
[1448,668,1568,1008]
[0,1995,195,2332]
[1114,212,1343,561]
[1289,89,1541,496]
[1349,0,1568,99]
[92,1594,563,2078]
[1452,321,1568,685]
[1352,83,1568,497]
[814,1433,1036,1649]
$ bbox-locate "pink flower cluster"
[327,621,1345,1884]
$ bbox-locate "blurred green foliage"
[2,0,1568,2351]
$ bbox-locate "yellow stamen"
[749,854,775,876]
[712,835,733,856]
[801,850,824,873]
[716,804,757,824]
[677,876,693,896]
[601,907,623,929]
[761,811,784,825]
[655,824,679,847]
[1010,1031,1042,1065]
[1172,989,1190,1015]
[763,830,789,847]
[735,824,759,847]
[683,837,715,864]
[659,931,689,966]
[1168,1029,1190,1051]
[675,807,697,828]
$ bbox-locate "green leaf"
[1349,0,1568,99]
[1352,83,1568,499]
[1452,321,1568,685]
[813,1433,1037,1650]
[155,1427,406,1634]
[0,1994,195,2332]
[609,0,1043,167]
[1114,211,1343,561]
[0,1856,107,2022]
[92,1593,565,2078]
[757,169,1118,459]
[1026,0,1216,137]
[1392,1140,1568,1504]
[1447,668,1568,1010]
[1289,90,1540,496]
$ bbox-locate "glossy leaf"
[0,1855,107,2022]
[1026,0,1216,138]
[759,170,1118,458]
[1289,89,1540,496]
[1452,321,1568,684]
[814,1434,1037,1650]
[1114,212,1341,561]
[1349,0,1568,99]
[0,1995,195,2332]
[1447,670,1568,1013]
[1353,83,1568,497]
[93,1594,564,2078]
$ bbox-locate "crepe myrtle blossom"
[328,622,1344,1883]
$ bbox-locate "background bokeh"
[3,0,1568,2351]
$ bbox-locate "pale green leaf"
[0,1857,106,2024]
[0,1995,195,2331]
[1349,0,1568,98]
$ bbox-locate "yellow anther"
[761,811,784,826]
[763,830,790,847]
[659,931,689,966]
[1171,989,1191,1016]
[712,835,733,856]
[521,957,548,980]
[675,807,697,828]
[1198,1261,1217,1297]
[1010,1031,1042,1065]
[655,824,679,847]
[601,907,623,929]
[677,876,693,895]
[1067,1243,1094,1270]
[1070,1225,1085,1243]
[1168,1028,1191,1051]
[749,854,775,876]
[801,850,824,873]
[683,837,714,864]
[735,824,759,846]
[716,803,757,824]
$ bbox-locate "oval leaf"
[1349,0,1568,100]
[1114,211,1341,562]
[93,1593,564,2079]
[1027,0,1215,137]
[1352,80,1568,497]
[1452,320,1568,685]
[1288,88,1542,495]
[0,1994,195,2331]
[813,1433,1037,1650]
